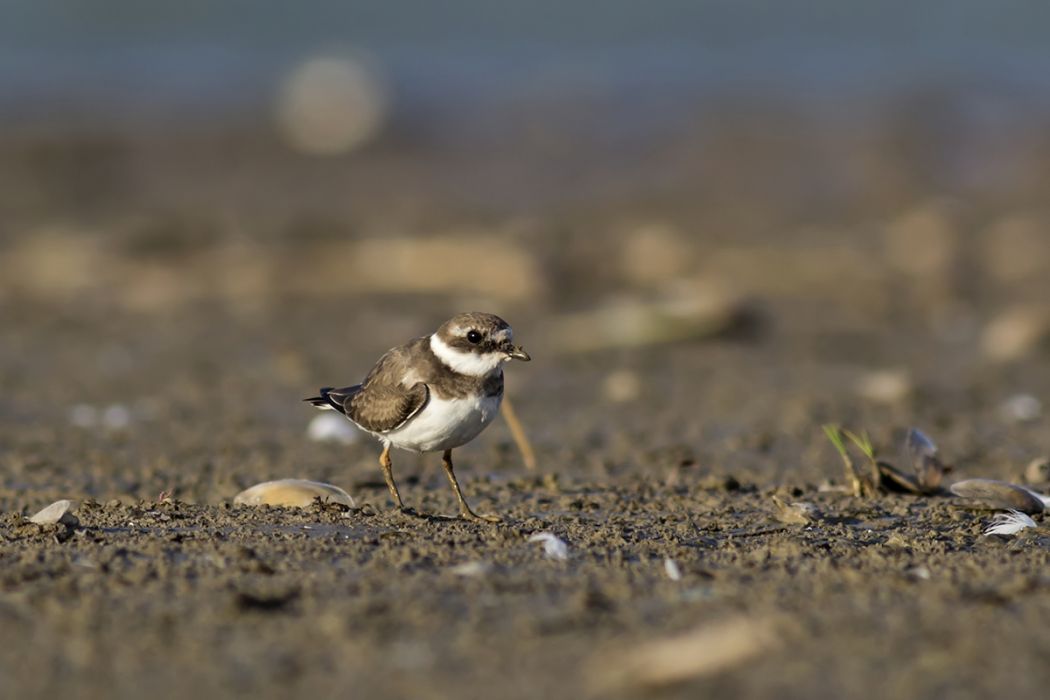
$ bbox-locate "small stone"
[620,222,692,286]
[233,479,355,508]
[999,394,1042,423]
[28,500,79,526]
[277,53,388,156]
[450,561,492,577]
[102,404,132,430]
[904,564,931,581]
[663,557,683,581]
[1023,458,1050,485]
[603,370,642,403]
[855,368,912,404]
[307,413,359,445]
[883,533,912,550]
[69,404,98,428]
[771,495,819,525]
[885,202,957,277]
[981,306,1050,362]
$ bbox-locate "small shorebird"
[305,312,530,522]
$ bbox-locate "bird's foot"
[460,510,502,524]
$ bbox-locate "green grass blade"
[822,424,848,456]
[843,429,876,461]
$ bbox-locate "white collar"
[429,334,503,377]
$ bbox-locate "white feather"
[528,532,569,560]
[984,510,1038,536]
[430,334,505,377]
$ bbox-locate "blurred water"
[4,0,1050,124]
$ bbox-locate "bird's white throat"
[430,334,504,377]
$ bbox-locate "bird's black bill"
[506,346,531,361]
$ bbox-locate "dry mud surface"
[4,117,1050,699]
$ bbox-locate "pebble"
[884,202,957,277]
[102,404,132,429]
[307,413,359,445]
[771,496,819,525]
[603,370,642,403]
[999,394,1042,423]
[276,53,388,156]
[450,561,492,577]
[855,368,913,404]
[981,305,1050,362]
[620,222,692,286]
[1023,458,1050,485]
[905,564,932,581]
[68,403,133,430]
[68,404,98,428]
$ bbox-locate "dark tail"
[303,385,360,415]
[303,386,337,410]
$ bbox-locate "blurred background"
[4,1,1050,499]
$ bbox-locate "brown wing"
[340,339,431,433]
[346,381,428,433]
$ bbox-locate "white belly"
[380,393,502,453]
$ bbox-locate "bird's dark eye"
[466,330,482,344]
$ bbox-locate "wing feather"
[347,382,428,432]
[307,337,431,433]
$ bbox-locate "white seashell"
[984,510,1038,536]
[855,368,913,404]
[307,413,360,445]
[527,532,569,561]
[589,616,777,690]
[233,479,355,508]
[102,404,132,430]
[449,561,492,577]
[905,565,931,581]
[69,404,98,428]
[663,558,683,581]
[999,394,1042,423]
[949,478,1045,514]
[28,499,78,525]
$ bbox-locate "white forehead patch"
[430,334,505,376]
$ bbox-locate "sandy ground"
[3,111,1050,699]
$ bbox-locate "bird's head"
[431,312,531,376]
